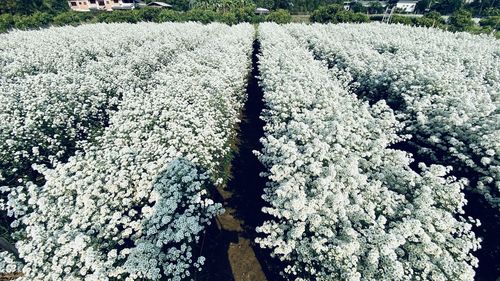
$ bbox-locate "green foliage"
[466,1,500,17]
[254,0,292,10]
[221,11,238,24]
[391,15,413,25]
[0,4,290,32]
[448,8,474,31]
[94,10,138,23]
[183,8,219,23]
[165,0,191,11]
[52,11,94,26]
[193,0,256,12]
[4,0,43,15]
[0,0,491,36]
[432,0,463,15]
[0,14,14,32]
[414,11,446,27]
[351,2,367,13]
[369,14,383,21]
[13,11,52,29]
[367,2,384,14]
[370,8,496,38]
[464,24,492,35]
[134,7,163,22]
[480,16,500,30]
[265,8,291,23]
[415,0,431,13]
[483,8,500,17]
[156,9,182,22]
[311,4,370,23]
[234,6,261,23]
[43,0,68,13]
[0,0,67,15]
[424,11,444,21]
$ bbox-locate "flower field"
[0,22,254,280]
[256,23,484,281]
[0,22,499,281]
[285,23,500,209]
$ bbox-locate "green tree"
[156,9,182,22]
[484,7,500,16]
[255,0,275,8]
[311,4,369,23]
[311,4,344,22]
[448,8,474,31]
[274,0,292,9]
[94,10,138,23]
[13,11,52,29]
[351,2,367,13]
[0,0,17,14]
[266,8,292,23]
[234,6,261,23]
[0,14,15,32]
[415,0,432,13]
[52,11,93,26]
[192,0,253,11]
[391,14,413,24]
[43,0,68,13]
[480,15,500,29]
[418,11,446,26]
[13,0,44,15]
[432,0,463,14]
[134,7,162,21]
[184,8,219,23]
[163,0,191,11]
[465,0,499,16]
[367,2,384,14]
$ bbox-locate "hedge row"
[0,7,292,32]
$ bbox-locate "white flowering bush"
[1,22,254,280]
[285,23,500,208]
[0,252,22,274]
[0,22,216,189]
[256,23,480,281]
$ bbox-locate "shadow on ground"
[195,41,285,281]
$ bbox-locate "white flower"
[256,23,481,281]
[1,22,253,280]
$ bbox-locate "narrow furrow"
[197,40,284,281]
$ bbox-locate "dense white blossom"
[1,22,254,280]
[0,22,217,191]
[256,23,480,281]
[285,23,500,208]
[0,252,22,274]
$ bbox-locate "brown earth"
[194,40,284,281]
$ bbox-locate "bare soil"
[194,40,284,281]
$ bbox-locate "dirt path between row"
[195,40,284,281]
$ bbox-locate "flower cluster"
[1,22,254,280]
[0,22,217,190]
[256,23,480,281]
[285,23,500,208]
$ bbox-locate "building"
[67,0,138,12]
[255,8,270,15]
[146,2,172,8]
[395,0,418,13]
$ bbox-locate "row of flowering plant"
[256,23,480,281]
[285,23,500,208]
[0,22,254,280]
[0,23,220,193]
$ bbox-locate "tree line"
[0,0,498,37]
